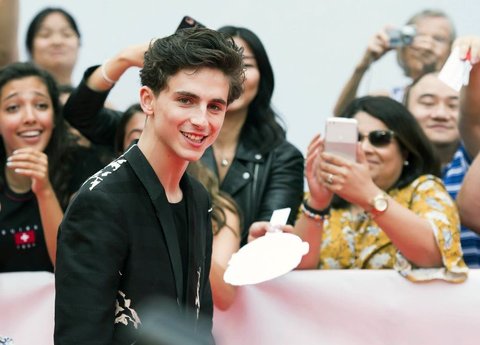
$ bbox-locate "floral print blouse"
[318,175,468,283]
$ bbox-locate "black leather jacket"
[202,139,304,245]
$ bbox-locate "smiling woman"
[0,62,103,273]
[250,96,468,283]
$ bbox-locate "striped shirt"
[442,144,480,268]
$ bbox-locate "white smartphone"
[324,117,358,162]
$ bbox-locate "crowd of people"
[1,1,480,344]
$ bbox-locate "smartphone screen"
[324,118,358,162]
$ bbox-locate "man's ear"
[139,86,155,115]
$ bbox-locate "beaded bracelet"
[300,200,329,221]
[101,59,118,85]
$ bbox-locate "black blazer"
[54,145,214,345]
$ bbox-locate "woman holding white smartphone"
[250,96,467,282]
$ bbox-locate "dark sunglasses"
[358,130,395,147]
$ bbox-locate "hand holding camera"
[361,25,417,68]
[387,25,416,48]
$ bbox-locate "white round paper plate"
[223,232,309,286]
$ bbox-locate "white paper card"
[438,47,472,91]
[269,207,291,230]
[223,232,309,286]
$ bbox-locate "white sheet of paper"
[223,232,309,286]
[438,47,472,91]
[269,207,291,229]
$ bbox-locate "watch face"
[374,197,388,212]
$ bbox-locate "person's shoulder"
[79,155,131,194]
[64,156,133,220]
[407,174,448,193]
[272,139,304,159]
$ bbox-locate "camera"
[388,25,416,48]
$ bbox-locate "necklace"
[221,158,229,167]
[214,143,236,169]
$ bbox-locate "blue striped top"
[442,144,480,268]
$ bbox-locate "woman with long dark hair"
[0,62,102,272]
[201,26,304,245]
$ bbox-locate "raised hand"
[7,147,54,197]
[453,35,480,64]
[305,134,333,210]
[319,143,379,210]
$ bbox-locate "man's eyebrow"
[175,91,227,105]
[418,93,437,98]
[211,98,227,105]
[418,93,459,101]
[175,90,199,99]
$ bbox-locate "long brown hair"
[187,161,241,236]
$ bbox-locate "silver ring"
[326,173,334,184]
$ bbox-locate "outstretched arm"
[333,27,392,116]
[210,204,241,310]
[86,43,148,92]
[63,43,149,146]
[457,36,480,158]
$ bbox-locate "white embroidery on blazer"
[115,290,141,329]
[84,157,128,191]
[195,266,201,320]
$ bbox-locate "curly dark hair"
[140,26,245,105]
[0,62,79,209]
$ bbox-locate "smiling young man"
[54,27,244,345]
[405,71,480,268]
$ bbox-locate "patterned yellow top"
[316,175,468,283]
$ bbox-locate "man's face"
[399,16,452,78]
[407,74,460,147]
[140,67,230,162]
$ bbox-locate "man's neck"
[434,141,460,168]
[137,139,187,203]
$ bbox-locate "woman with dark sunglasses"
[249,96,467,282]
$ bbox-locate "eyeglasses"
[358,130,395,147]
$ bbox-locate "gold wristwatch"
[368,192,389,218]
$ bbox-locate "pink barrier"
[2,270,479,345]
